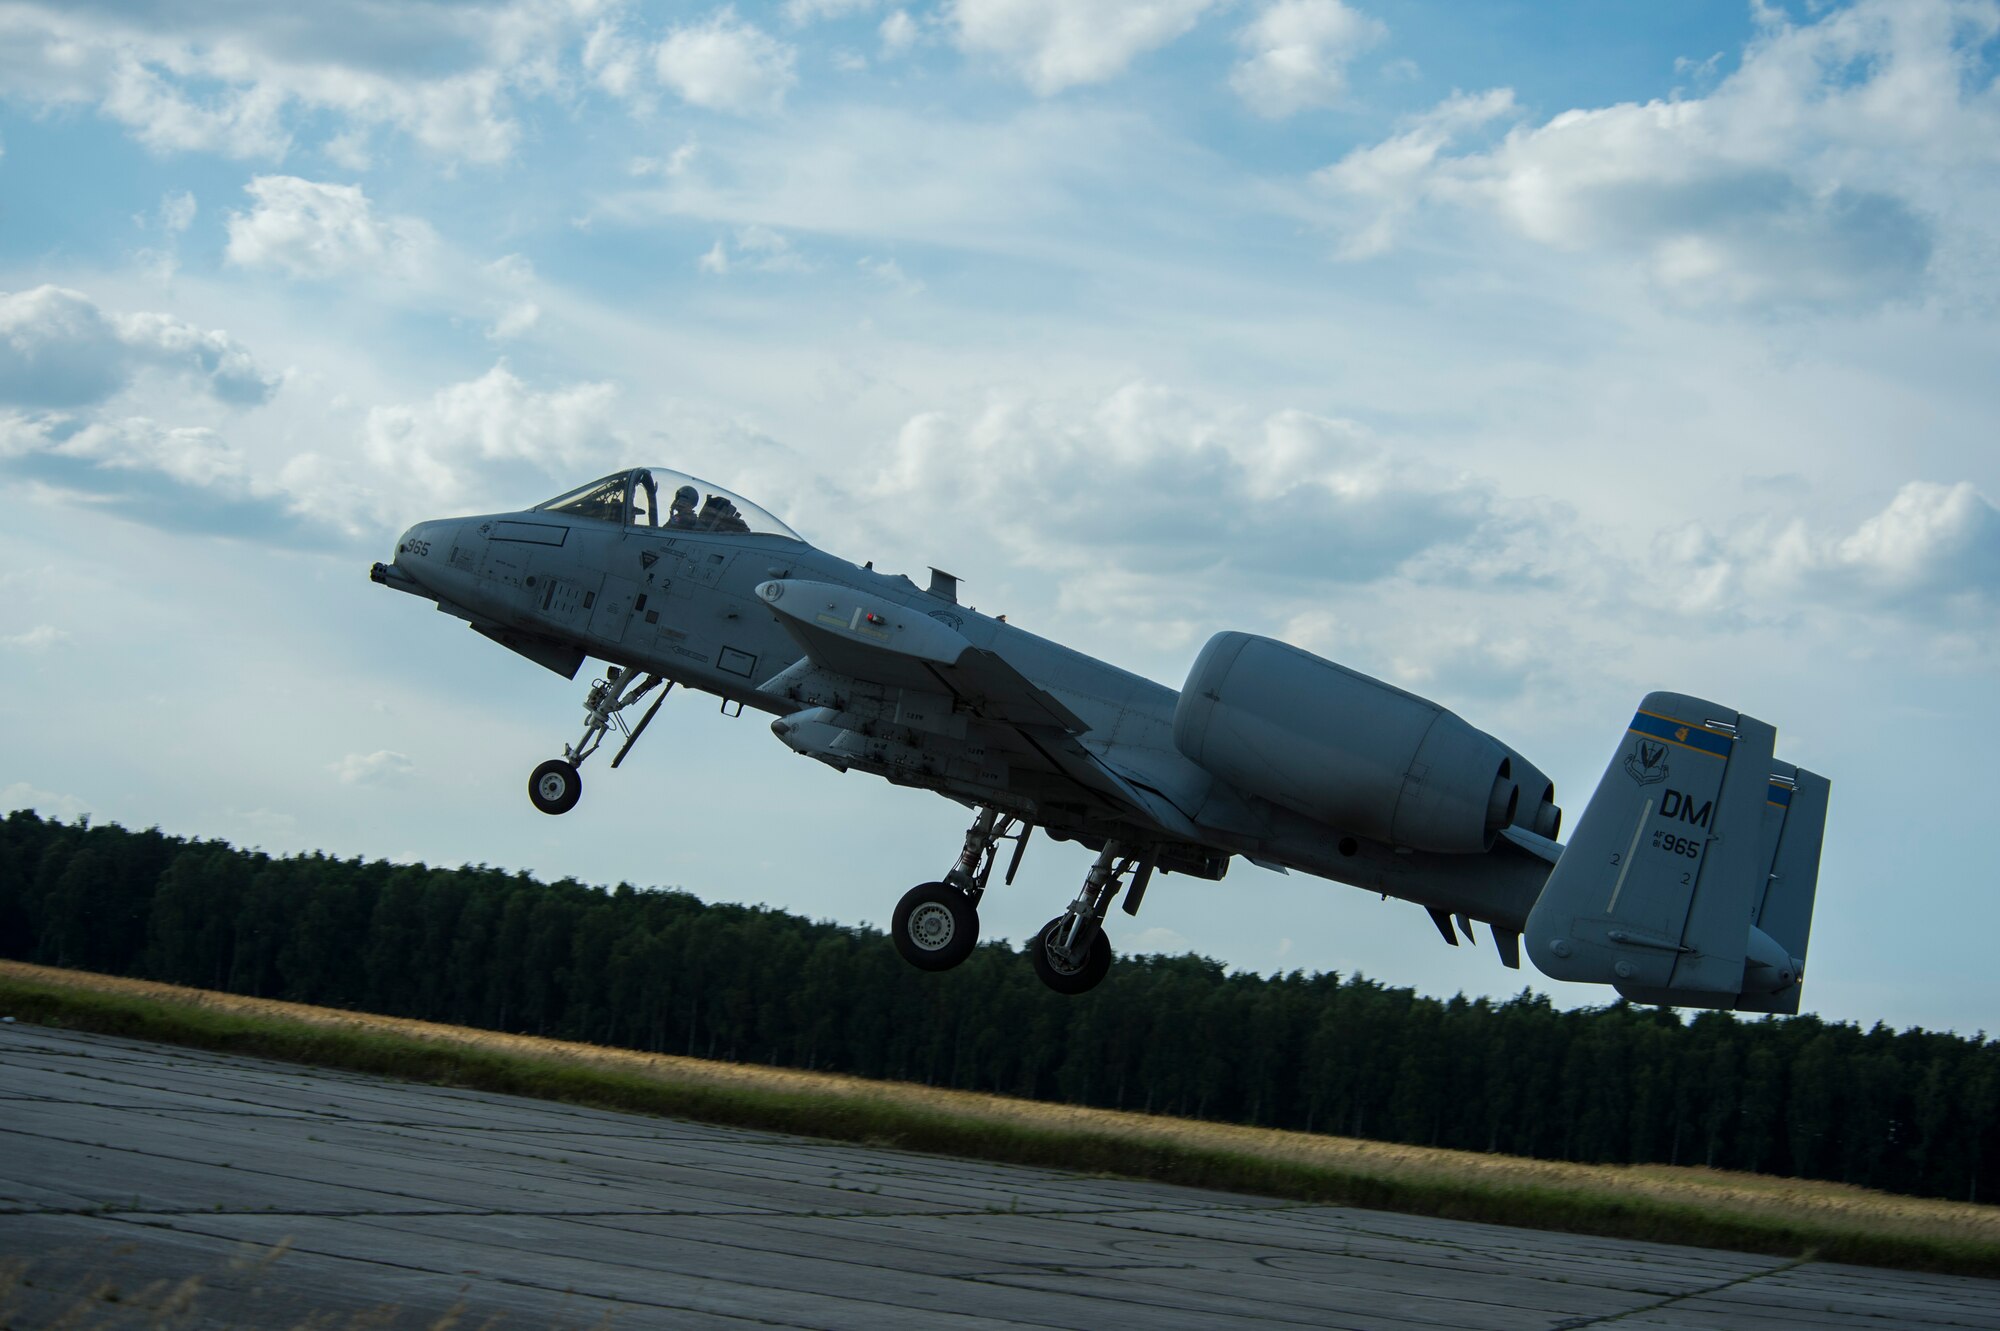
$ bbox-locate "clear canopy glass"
[535,468,802,541]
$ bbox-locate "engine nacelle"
[1506,752,1563,841]
[1174,632,1532,854]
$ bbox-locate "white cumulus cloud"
[697,225,811,275]
[331,750,414,785]
[361,364,625,511]
[583,17,647,101]
[1656,481,2000,623]
[0,625,70,651]
[1313,89,1514,258]
[1312,0,2000,309]
[0,410,333,543]
[158,189,197,234]
[0,781,92,821]
[655,9,797,115]
[481,253,542,341]
[1,414,249,492]
[487,301,542,340]
[225,176,438,280]
[1779,481,2000,613]
[1230,0,1385,119]
[950,0,1216,94]
[0,286,275,408]
[877,382,1517,591]
[785,0,879,22]
[0,0,552,163]
[880,10,920,57]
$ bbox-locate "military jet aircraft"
[372,465,1829,1008]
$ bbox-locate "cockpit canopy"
[535,468,802,541]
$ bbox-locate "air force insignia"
[1624,740,1669,787]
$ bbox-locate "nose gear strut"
[527,667,672,815]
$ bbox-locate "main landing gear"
[528,667,672,815]
[1030,843,1150,996]
[890,810,1151,997]
[892,807,1030,973]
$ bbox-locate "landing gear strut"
[891,808,1030,972]
[527,667,671,815]
[1030,842,1151,996]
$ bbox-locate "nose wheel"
[529,759,582,815]
[527,667,670,815]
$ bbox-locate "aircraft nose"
[397,521,442,559]
[371,520,457,596]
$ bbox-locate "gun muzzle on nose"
[369,561,425,595]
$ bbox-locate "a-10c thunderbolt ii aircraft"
[372,466,1830,1007]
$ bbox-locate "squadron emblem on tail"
[1624,740,1669,786]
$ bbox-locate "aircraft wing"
[754,579,1085,731]
[755,579,1210,840]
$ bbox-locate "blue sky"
[3,0,1997,1033]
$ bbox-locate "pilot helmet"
[672,485,699,509]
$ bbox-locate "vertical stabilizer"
[1525,692,1827,1012]
[1735,762,1830,1015]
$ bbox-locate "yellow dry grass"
[7,959,1995,1252]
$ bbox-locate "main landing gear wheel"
[529,759,582,815]
[892,882,979,972]
[1031,916,1112,995]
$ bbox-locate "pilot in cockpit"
[699,494,751,533]
[666,485,701,528]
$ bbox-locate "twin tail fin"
[1525,692,1829,1014]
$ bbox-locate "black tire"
[892,881,979,971]
[528,759,582,815]
[1030,915,1112,995]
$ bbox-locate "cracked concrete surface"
[1,1024,1995,1329]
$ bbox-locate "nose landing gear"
[529,758,583,815]
[890,808,1031,971]
[527,667,671,815]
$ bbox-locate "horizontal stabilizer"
[1525,692,1828,1012]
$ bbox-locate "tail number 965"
[1651,829,1700,859]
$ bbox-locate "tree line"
[2,808,1994,1204]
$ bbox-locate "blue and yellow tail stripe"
[1767,782,1794,808]
[1628,710,1735,759]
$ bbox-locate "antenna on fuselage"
[927,568,960,604]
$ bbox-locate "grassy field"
[5,958,1997,1278]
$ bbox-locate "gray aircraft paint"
[375,467,1829,1009]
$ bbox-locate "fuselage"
[384,489,1555,934]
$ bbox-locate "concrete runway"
[2,1024,1995,1330]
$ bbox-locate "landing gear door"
[592,574,641,643]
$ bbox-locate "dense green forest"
[3,808,1995,1204]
